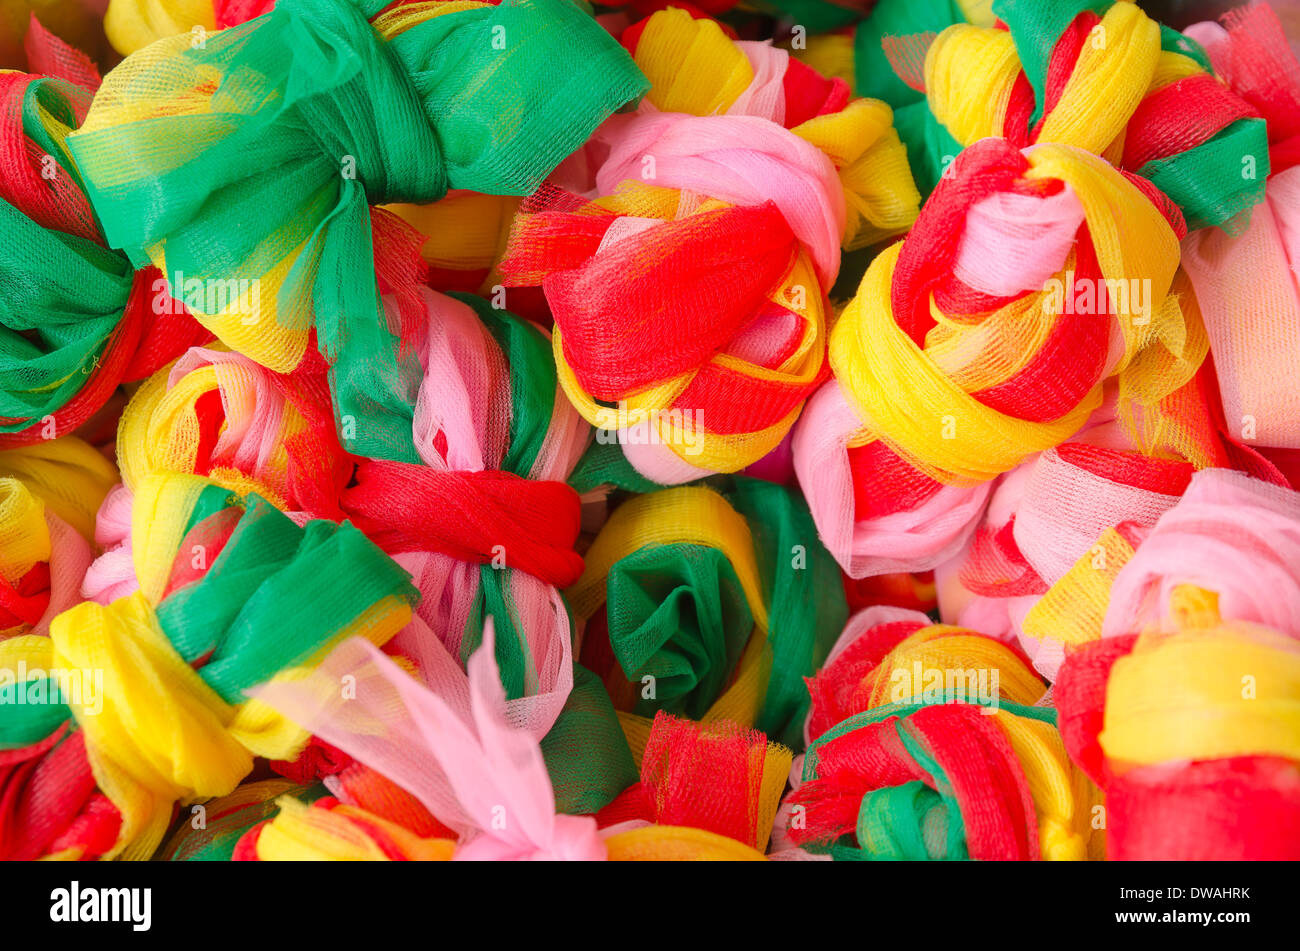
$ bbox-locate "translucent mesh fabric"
[830,140,1195,486]
[1102,469,1300,641]
[1056,596,1300,859]
[921,0,1270,231]
[104,0,216,56]
[0,71,208,442]
[499,10,920,482]
[67,0,648,459]
[639,711,791,852]
[255,625,608,860]
[789,695,1100,860]
[155,777,312,860]
[116,345,350,515]
[334,287,592,769]
[238,796,456,861]
[0,473,417,859]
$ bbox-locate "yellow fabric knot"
[50,594,260,860]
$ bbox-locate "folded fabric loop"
[342,461,584,588]
[67,0,648,459]
[1102,468,1300,640]
[1056,598,1300,859]
[921,0,1270,230]
[3,473,417,859]
[0,72,209,442]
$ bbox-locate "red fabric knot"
[341,459,585,588]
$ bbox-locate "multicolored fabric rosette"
[795,135,1201,579]
[1056,586,1300,860]
[500,7,920,484]
[1,68,208,445]
[65,0,648,459]
[565,480,847,751]
[782,606,1104,860]
[0,473,416,859]
[240,623,779,860]
[920,0,1270,231]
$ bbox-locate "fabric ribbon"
[921,0,1270,231]
[67,0,649,460]
[0,473,417,859]
[1056,590,1300,859]
[0,71,208,444]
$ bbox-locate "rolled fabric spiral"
[921,0,1271,231]
[65,0,649,460]
[0,472,417,859]
[251,621,768,860]
[1181,3,1300,449]
[499,8,919,483]
[786,609,1103,860]
[796,134,1200,579]
[566,479,847,750]
[0,69,209,444]
[1055,587,1300,859]
[113,342,352,517]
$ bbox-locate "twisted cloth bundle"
[112,343,351,517]
[0,69,208,444]
[65,0,648,459]
[786,606,1103,860]
[920,0,1270,231]
[1056,588,1300,860]
[499,8,919,483]
[796,134,1200,579]
[336,289,591,754]
[566,480,847,750]
[0,473,416,859]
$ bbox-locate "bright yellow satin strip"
[1101,621,1300,767]
[831,144,1182,483]
[0,437,118,540]
[604,824,768,860]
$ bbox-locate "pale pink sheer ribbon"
[254,623,608,860]
[1102,467,1300,639]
